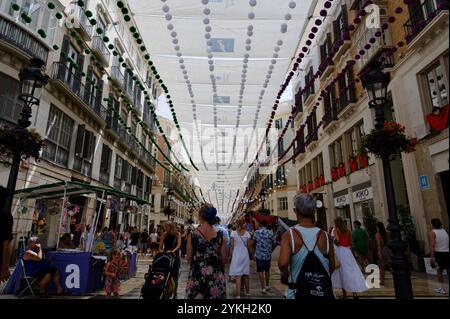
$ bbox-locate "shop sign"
[420,175,430,190]
[352,187,373,203]
[334,194,349,207]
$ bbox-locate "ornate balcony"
[52,62,108,123]
[91,36,110,66]
[0,15,49,62]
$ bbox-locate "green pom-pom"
[53,44,59,50]
[144,54,150,60]
[119,57,124,63]
[11,4,20,11]
[121,7,129,14]
[96,27,103,34]
[112,51,118,56]
[130,26,136,33]
[55,12,63,19]
[124,15,131,22]
[158,79,163,84]
[103,36,109,42]
[82,72,86,77]
[107,76,112,81]
[76,39,83,45]
[121,62,127,68]
[38,29,46,38]
[89,19,96,25]
[155,75,160,79]
[117,1,125,8]
[136,38,142,44]
[108,44,114,50]
[85,10,93,18]
[133,32,139,39]
[140,46,146,51]
[47,3,56,10]
[84,48,91,54]
[77,0,85,7]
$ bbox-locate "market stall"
[12,181,148,294]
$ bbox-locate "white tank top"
[433,229,449,252]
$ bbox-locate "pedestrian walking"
[149,229,159,257]
[159,222,181,298]
[186,205,227,299]
[352,220,369,271]
[181,220,194,258]
[140,228,149,256]
[429,218,449,294]
[229,217,252,298]
[278,194,335,299]
[129,227,140,254]
[375,222,391,286]
[253,219,276,294]
[104,250,128,298]
[331,217,368,298]
[215,217,230,253]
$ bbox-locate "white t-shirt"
[150,233,158,243]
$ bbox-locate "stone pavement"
[1,248,448,299]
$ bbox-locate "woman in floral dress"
[186,204,228,299]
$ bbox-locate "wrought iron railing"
[404,0,449,42]
[52,62,108,122]
[0,16,49,62]
[91,36,110,65]
[71,5,93,38]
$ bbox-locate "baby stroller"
[141,252,176,299]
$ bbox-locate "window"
[275,118,283,130]
[423,59,449,111]
[73,125,96,176]
[43,105,74,167]
[294,87,303,114]
[338,66,357,110]
[347,121,364,156]
[0,72,21,123]
[278,197,288,211]
[329,137,344,167]
[303,66,315,102]
[276,165,286,184]
[100,144,112,184]
[333,5,349,45]
[114,155,123,188]
[278,138,284,156]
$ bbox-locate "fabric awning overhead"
[14,181,150,206]
[128,0,316,218]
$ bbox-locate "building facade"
[0,0,187,251]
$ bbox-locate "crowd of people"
[178,194,449,299]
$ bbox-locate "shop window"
[43,105,74,167]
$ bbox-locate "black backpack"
[292,228,335,300]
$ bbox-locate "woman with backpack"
[278,194,336,299]
[331,217,368,298]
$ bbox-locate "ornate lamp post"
[0,58,48,218]
[362,62,413,299]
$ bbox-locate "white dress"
[229,230,251,277]
[331,229,368,293]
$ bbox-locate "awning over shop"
[13,181,149,206]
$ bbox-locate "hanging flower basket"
[358,121,417,159]
[357,153,368,168]
[0,126,45,163]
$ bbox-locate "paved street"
[2,247,447,300]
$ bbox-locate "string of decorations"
[114,0,200,171]
[276,1,413,168]
[248,0,375,170]
[159,0,210,170]
[15,1,203,199]
[24,1,191,173]
[236,1,298,169]
[251,0,406,170]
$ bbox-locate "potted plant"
[358,121,418,160]
[0,126,45,163]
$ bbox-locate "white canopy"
[129,0,316,218]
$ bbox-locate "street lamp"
[0,58,48,217]
[362,61,413,299]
